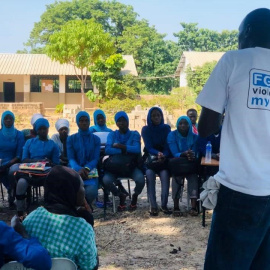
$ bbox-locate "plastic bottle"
[205,141,212,164]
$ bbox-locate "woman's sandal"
[173,209,183,217]
[189,208,198,216]
[129,204,137,211]
[160,206,172,215]
[149,207,159,216]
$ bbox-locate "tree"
[174,23,238,52]
[46,19,115,109]
[186,61,217,95]
[23,0,138,53]
[119,20,179,93]
[89,54,141,100]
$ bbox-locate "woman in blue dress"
[67,111,100,206]
[0,110,24,207]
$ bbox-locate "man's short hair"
[186,108,197,115]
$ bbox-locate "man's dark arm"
[198,107,222,137]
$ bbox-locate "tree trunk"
[81,70,85,110]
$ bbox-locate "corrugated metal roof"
[0,54,138,76]
[175,51,224,75]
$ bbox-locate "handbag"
[103,154,138,176]
[168,157,198,176]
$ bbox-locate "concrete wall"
[0,102,44,115]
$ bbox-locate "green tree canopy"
[24,0,138,53]
[119,20,179,93]
[186,61,217,95]
[174,23,238,52]
[46,19,115,108]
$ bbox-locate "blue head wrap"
[34,118,50,132]
[176,116,195,151]
[114,111,129,124]
[90,109,111,132]
[76,111,91,136]
[1,110,16,140]
[114,111,131,144]
[147,106,165,128]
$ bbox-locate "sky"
[0,0,269,53]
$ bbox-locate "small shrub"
[55,103,64,114]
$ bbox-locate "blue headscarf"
[76,111,91,161]
[76,111,91,135]
[114,111,131,144]
[147,107,165,129]
[91,109,111,132]
[176,116,196,151]
[1,110,17,140]
[34,118,50,132]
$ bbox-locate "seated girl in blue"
[16,118,59,216]
[103,111,145,211]
[141,107,171,216]
[167,116,199,216]
[0,111,24,207]
[67,111,101,206]
[89,109,112,133]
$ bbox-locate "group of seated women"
[0,106,221,218]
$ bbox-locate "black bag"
[168,157,197,176]
[144,154,168,172]
[103,154,138,177]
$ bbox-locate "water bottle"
[205,141,212,164]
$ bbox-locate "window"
[30,76,59,93]
[66,76,93,93]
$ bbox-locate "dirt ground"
[0,179,212,270]
[0,111,212,269]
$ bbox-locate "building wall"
[0,75,99,108]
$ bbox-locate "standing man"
[197,8,270,270]
[186,109,198,134]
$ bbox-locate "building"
[175,51,224,87]
[0,54,137,108]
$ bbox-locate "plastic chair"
[1,258,77,270]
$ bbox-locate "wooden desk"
[200,157,219,227]
[201,157,219,166]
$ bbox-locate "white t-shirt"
[197,47,270,196]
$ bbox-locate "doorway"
[3,82,15,102]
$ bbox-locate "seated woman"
[103,111,145,211]
[67,111,100,206]
[51,119,70,166]
[0,111,24,208]
[89,109,112,133]
[141,107,171,216]
[16,118,59,216]
[21,113,44,141]
[23,166,98,270]
[0,218,51,270]
[167,116,199,216]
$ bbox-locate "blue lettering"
[251,97,263,105]
[253,73,270,87]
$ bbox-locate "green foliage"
[86,91,98,102]
[100,87,197,117]
[55,103,64,113]
[24,0,138,53]
[90,54,139,100]
[186,61,217,95]
[46,19,114,68]
[119,20,179,94]
[174,23,238,52]
[46,19,115,108]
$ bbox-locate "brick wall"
[0,102,44,115]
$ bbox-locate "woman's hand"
[78,168,89,180]
[157,152,165,161]
[113,143,127,153]
[185,150,195,161]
